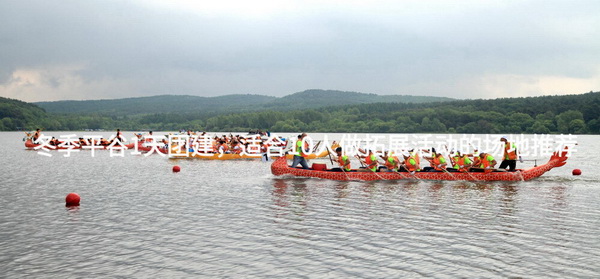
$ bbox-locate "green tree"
[556,110,585,133]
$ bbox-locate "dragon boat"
[271,149,569,181]
[25,139,83,150]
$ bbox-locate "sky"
[1,0,599,102]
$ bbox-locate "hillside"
[35,89,453,116]
[262,89,454,110]
[195,91,600,134]
[0,97,48,131]
[35,94,278,116]
[11,90,600,134]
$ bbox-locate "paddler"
[381,150,400,172]
[400,151,419,173]
[454,150,473,172]
[32,128,41,142]
[499,136,518,171]
[115,129,124,142]
[358,149,379,172]
[475,152,497,172]
[334,147,352,172]
[423,147,447,172]
[447,149,460,171]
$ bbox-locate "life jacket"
[479,154,495,168]
[405,156,417,172]
[504,142,518,160]
[411,151,421,171]
[231,144,242,154]
[337,155,351,171]
[365,154,378,172]
[456,156,472,172]
[451,155,461,169]
[296,140,308,158]
[431,154,446,171]
[385,155,399,171]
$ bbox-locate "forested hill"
[6,91,600,134]
[34,94,278,115]
[34,89,453,115]
[0,97,48,130]
[198,91,600,134]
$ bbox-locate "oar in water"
[458,168,480,181]
[399,164,420,180]
[440,167,457,180]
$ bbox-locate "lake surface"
[1,132,599,278]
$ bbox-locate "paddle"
[399,163,420,180]
[355,155,386,180]
[328,148,352,180]
[354,154,367,168]
[326,146,335,165]
[312,140,322,153]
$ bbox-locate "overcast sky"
[1,0,599,102]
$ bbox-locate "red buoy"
[572,169,582,176]
[173,165,181,173]
[65,193,80,206]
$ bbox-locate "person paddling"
[475,152,497,172]
[400,151,419,173]
[454,150,473,172]
[499,136,518,171]
[334,147,352,172]
[382,150,400,172]
[358,149,379,172]
[423,148,447,172]
[32,128,41,142]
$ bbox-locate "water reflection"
[270,178,309,217]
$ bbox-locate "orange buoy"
[572,169,582,176]
[173,165,181,173]
[65,193,80,206]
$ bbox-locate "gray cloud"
[1,0,599,102]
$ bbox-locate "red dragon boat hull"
[24,139,82,150]
[271,150,568,181]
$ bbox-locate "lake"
[1,132,599,278]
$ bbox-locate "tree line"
[2,91,599,134]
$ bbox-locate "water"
[1,132,599,278]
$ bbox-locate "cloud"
[1,0,599,102]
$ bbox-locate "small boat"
[24,139,82,150]
[271,149,569,181]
